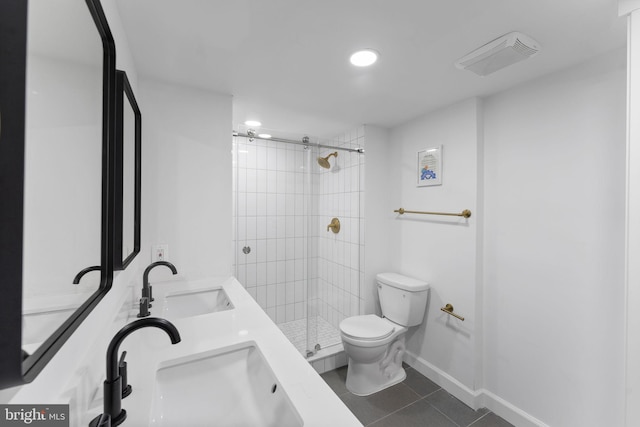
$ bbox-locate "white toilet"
[339,272,429,396]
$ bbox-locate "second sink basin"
[150,341,303,427]
[162,287,233,320]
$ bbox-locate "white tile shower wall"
[314,127,365,331]
[233,138,308,324]
[232,127,365,342]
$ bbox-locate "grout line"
[364,396,423,427]
[405,386,422,400]
[422,387,443,398]
[426,399,500,427]
[360,385,422,427]
[467,411,493,427]
[423,398,467,427]
[402,382,443,398]
[401,371,443,399]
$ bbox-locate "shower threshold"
[278,316,341,357]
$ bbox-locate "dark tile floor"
[321,365,514,427]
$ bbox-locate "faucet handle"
[137,297,150,318]
[141,287,152,308]
[119,352,132,398]
[327,217,341,233]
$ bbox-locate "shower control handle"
[327,218,341,234]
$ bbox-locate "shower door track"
[234,131,364,154]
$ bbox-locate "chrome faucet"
[138,261,178,317]
[89,317,181,427]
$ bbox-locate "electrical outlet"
[151,244,169,262]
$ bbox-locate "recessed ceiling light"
[258,133,272,139]
[244,120,261,127]
[350,49,379,67]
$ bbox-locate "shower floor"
[278,316,341,356]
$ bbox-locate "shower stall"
[233,128,364,358]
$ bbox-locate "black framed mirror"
[114,70,141,270]
[0,0,115,388]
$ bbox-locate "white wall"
[377,49,627,426]
[387,98,482,395]
[139,80,232,279]
[361,125,393,316]
[483,49,627,427]
[625,8,640,427]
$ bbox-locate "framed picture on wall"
[417,146,442,187]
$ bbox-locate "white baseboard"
[479,389,550,427]
[404,350,549,427]
[403,350,481,409]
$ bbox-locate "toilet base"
[346,361,407,396]
[344,338,406,396]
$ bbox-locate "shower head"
[317,152,338,169]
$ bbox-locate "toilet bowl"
[339,272,429,396]
[340,315,407,395]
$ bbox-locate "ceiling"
[114,0,626,139]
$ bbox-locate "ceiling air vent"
[455,31,541,76]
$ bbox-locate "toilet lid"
[340,315,395,341]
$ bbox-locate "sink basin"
[150,341,303,427]
[162,287,233,319]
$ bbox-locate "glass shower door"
[305,136,361,357]
[233,130,362,359]
[305,144,318,356]
[233,133,313,354]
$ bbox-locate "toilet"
[339,272,429,396]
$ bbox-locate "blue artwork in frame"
[417,146,442,187]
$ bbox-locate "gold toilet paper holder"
[441,303,465,321]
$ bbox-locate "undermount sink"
[150,341,303,427]
[162,287,233,319]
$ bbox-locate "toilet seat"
[340,315,395,341]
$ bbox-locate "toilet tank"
[377,272,429,327]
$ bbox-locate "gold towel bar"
[441,304,465,321]
[394,208,471,218]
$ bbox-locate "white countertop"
[84,276,362,427]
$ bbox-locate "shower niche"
[233,128,364,358]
